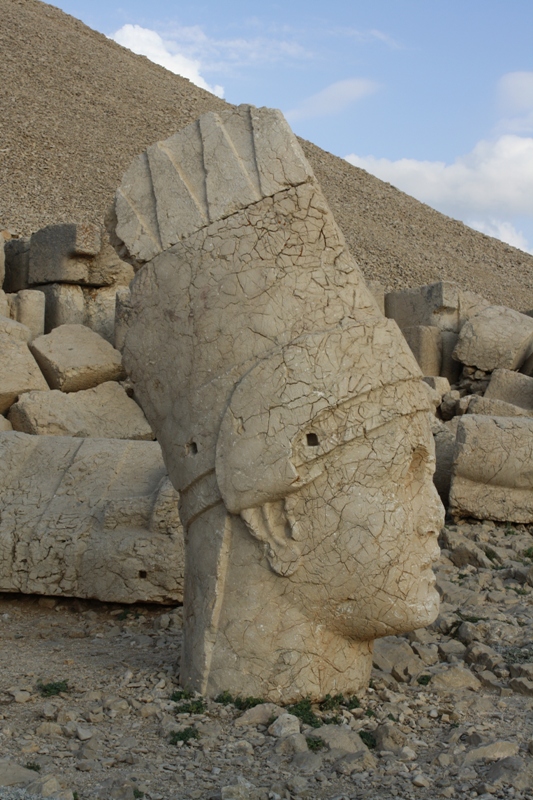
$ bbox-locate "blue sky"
[52,0,533,253]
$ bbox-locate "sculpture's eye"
[187,441,198,455]
[306,433,319,447]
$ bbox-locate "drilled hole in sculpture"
[139,570,147,579]
[306,433,319,447]
[187,441,198,455]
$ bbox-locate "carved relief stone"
[112,105,444,702]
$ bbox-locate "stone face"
[0,432,184,603]
[30,324,125,391]
[453,305,533,371]
[0,333,49,413]
[8,381,154,440]
[114,105,444,703]
[450,415,533,522]
[484,368,533,411]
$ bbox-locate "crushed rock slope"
[2,0,533,310]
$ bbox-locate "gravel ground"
[1,519,533,800]
[2,0,533,310]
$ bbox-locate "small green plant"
[175,698,206,714]
[387,713,397,722]
[234,696,264,711]
[214,690,234,705]
[417,674,432,686]
[345,695,361,710]
[319,693,344,712]
[287,697,321,728]
[169,727,199,745]
[359,730,377,749]
[505,525,518,536]
[117,610,129,620]
[485,547,499,563]
[322,713,341,725]
[364,708,375,717]
[25,762,41,772]
[133,789,144,799]
[523,547,533,560]
[512,587,528,596]
[170,689,193,702]
[37,680,68,697]
[73,793,79,800]
[306,735,326,752]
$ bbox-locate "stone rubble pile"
[0,226,184,605]
[385,281,533,523]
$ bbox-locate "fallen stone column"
[0,432,183,603]
[449,415,533,522]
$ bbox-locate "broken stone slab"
[0,759,45,787]
[466,395,533,418]
[403,325,442,376]
[8,381,154,440]
[0,314,31,343]
[7,288,45,339]
[385,282,461,333]
[372,636,424,681]
[28,224,134,287]
[0,431,184,603]
[439,528,493,570]
[0,290,8,317]
[450,415,533,523]
[113,104,444,703]
[0,333,49,413]
[30,323,125,391]
[484,368,533,411]
[454,305,533,372]
[3,236,30,292]
[429,665,481,692]
[462,740,519,766]
[0,417,12,431]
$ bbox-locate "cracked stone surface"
[450,415,533,523]
[112,105,444,703]
[0,432,184,604]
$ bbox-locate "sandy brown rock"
[484,368,533,411]
[30,324,125,392]
[454,306,533,371]
[8,381,154,440]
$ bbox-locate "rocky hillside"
[2,0,533,310]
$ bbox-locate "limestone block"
[39,283,86,331]
[84,285,120,342]
[0,417,12,431]
[0,431,184,603]
[0,314,31,343]
[9,289,45,339]
[3,236,30,292]
[0,334,49,413]
[28,225,134,287]
[8,381,154,440]
[466,395,533,418]
[30,324,125,392]
[385,282,461,333]
[403,325,442,376]
[114,287,132,351]
[450,415,533,522]
[114,105,444,703]
[453,306,533,371]
[423,376,451,402]
[484,368,533,411]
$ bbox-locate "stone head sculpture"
[112,105,444,702]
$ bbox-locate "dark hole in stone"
[187,441,198,455]
[306,433,319,447]
[139,570,147,579]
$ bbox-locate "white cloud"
[468,219,531,252]
[285,78,380,122]
[112,24,224,97]
[497,71,533,134]
[345,134,533,252]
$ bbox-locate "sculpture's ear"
[240,501,301,577]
